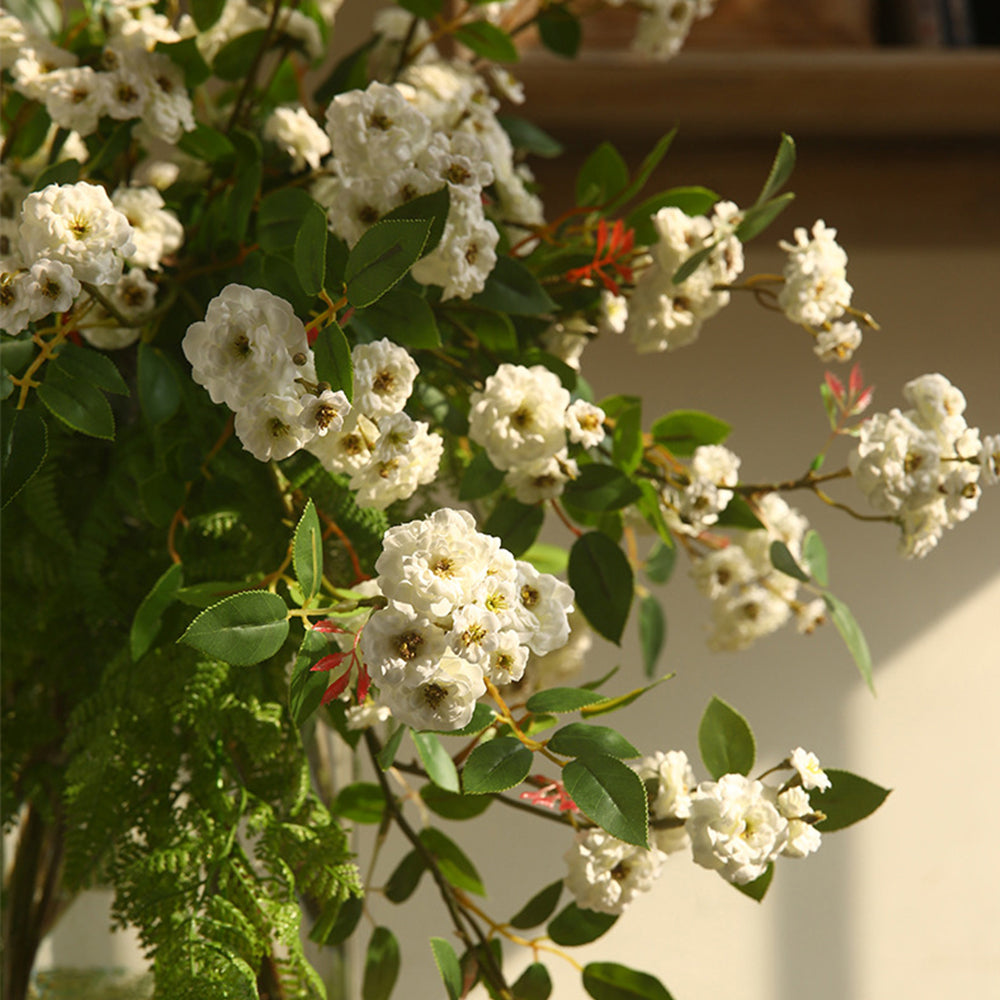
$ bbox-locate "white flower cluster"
[690,493,824,650]
[564,745,828,912]
[307,338,442,510]
[630,0,718,61]
[624,203,744,353]
[663,444,741,534]
[849,373,994,558]
[183,283,347,461]
[1,181,144,338]
[468,363,607,503]
[5,2,195,144]
[778,220,862,362]
[361,508,574,731]
[192,0,322,64]
[317,80,499,300]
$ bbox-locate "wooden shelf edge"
[515,49,1000,140]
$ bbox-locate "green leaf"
[293,500,323,606]
[756,132,796,206]
[470,256,557,315]
[130,562,184,662]
[384,850,425,903]
[346,218,432,308]
[823,592,874,693]
[547,723,639,760]
[497,115,563,158]
[429,937,462,1000]
[31,158,81,191]
[362,926,400,1000]
[813,769,891,832]
[380,186,451,260]
[538,4,582,58]
[178,122,235,164]
[611,403,643,474]
[562,755,648,846]
[802,529,828,587]
[179,591,290,666]
[412,731,460,793]
[420,827,485,896]
[715,494,764,530]
[638,593,665,678]
[333,782,386,824]
[569,532,633,645]
[734,863,773,902]
[650,409,731,456]
[576,142,629,207]
[606,129,677,214]
[289,626,331,726]
[6,103,50,161]
[420,784,493,820]
[521,543,568,576]
[257,188,316,251]
[626,186,719,244]
[769,540,810,583]
[377,724,407,770]
[671,243,714,285]
[52,344,129,395]
[454,20,519,62]
[635,481,674,548]
[310,893,363,946]
[482,498,544,557]
[510,880,563,930]
[582,962,674,1000]
[228,130,262,243]
[698,696,756,779]
[734,192,795,243]
[314,37,375,104]
[137,343,181,425]
[459,450,505,501]
[213,29,268,81]
[447,306,517,354]
[644,540,676,585]
[525,687,608,714]
[580,675,672,719]
[191,0,226,30]
[313,320,354,401]
[513,963,553,1000]
[37,366,114,440]
[547,904,617,947]
[563,465,642,512]
[357,288,441,350]
[1,408,47,509]
[462,737,533,794]
[294,200,329,297]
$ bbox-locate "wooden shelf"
[515,49,1000,140]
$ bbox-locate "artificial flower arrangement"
[2,1,997,998]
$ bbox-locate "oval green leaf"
[650,410,731,456]
[638,593,665,678]
[346,218,432,308]
[293,499,323,606]
[362,925,400,1000]
[138,342,181,426]
[823,592,874,694]
[482,497,544,557]
[547,903,617,947]
[429,937,462,1000]
[813,769,891,833]
[582,962,674,1000]
[562,755,648,847]
[179,590,290,666]
[569,532,633,645]
[420,827,485,896]
[509,880,563,930]
[420,784,493,820]
[313,319,353,401]
[547,723,639,760]
[462,737,533,794]
[525,687,608,714]
[698,696,755,779]
[1,408,47,509]
[333,782,385,824]
[563,465,642,512]
[412,731,460,793]
[513,962,553,1000]
[130,562,184,662]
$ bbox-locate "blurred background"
[38,2,1000,997]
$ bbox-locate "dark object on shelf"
[971,0,1000,43]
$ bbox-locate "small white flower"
[565,400,606,448]
[345,701,392,731]
[234,393,313,462]
[307,412,379,474]
[788,747,832,791]
[112,185,184,270]
[514,560,574,656]
[978,434,1000,487]
[37,66,109,136]
[264,106,331,172]
[299,388,351,439]
[352,338,419,418]
[504,451,577,505]
[360,605,449,689]
[377,649,486,732]
[687,774,788,885]
[24,258,80,319]
[814,319,863,363]
[564,829,665,915]
[19,182,136,286]
[633,750,696,855]
[778,220,852,327]
[0,271,32,335]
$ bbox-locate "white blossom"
[633,750,697,855]
[24,257,80,318]
[264,106,331,172]
[687,774,788,884]
[112,185,184,270]
[504,451,577,505]
[234,393,314,462]
[351,338,419,418]
[515,560,574,656]
[788,747,831,791]
[377,650,486,731]
[19,182,136,286]
[564,829,665,914]
[360,605,449,689]
[814,319,862,363]
[778,220,852,327]
[565,400,606,448]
